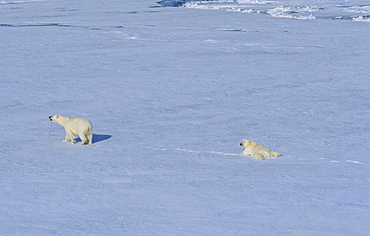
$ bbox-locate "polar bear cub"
[49,115,93,145]
[240,139,281,160]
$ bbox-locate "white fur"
[49,115,93,145]
[240,139,281,160]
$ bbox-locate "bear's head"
[49,115,59,122]
[240,139,251,147]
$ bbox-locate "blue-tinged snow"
[1,0,369,235]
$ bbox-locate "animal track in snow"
[320,157,369,166]
[150,147,370,166]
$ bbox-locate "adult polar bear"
[49,115,93,145]
[240,139,281,160]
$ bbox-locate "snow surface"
[1,0,369,235]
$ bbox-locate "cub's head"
[49,115,59,122]
[240,139,251,147]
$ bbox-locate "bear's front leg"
[63,129,76,144]
[243,150,252,156]
[62,134,70,142]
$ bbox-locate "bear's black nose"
[240,143,243,146]
[49,116,52,120]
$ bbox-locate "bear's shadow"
[75,134,112,144]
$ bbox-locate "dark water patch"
[0,23,103,30]
[221,29,244,32]
[0,23,73,28]
[157,0,197,7]
[214,27,260,33]
[0,24,13,27]
[104,11,139,14]
[330,15,370,21]
[56,7,78,12]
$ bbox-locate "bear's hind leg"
[80,134,88,145]
[254,153,266,160]
[272,151,281,157]
[87,132,93,145]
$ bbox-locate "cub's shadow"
[75,134,112,144]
